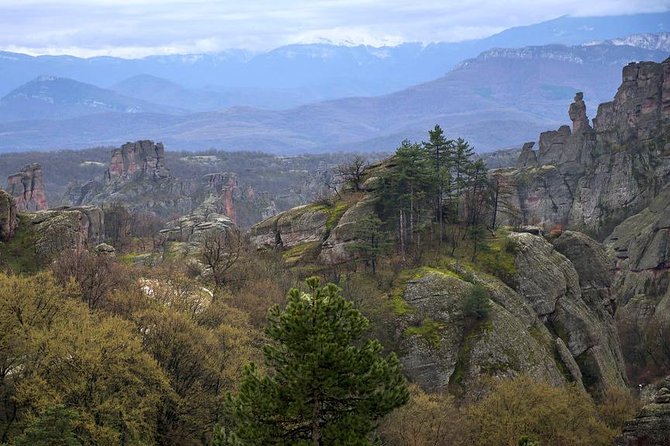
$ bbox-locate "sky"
[0,0,668,58]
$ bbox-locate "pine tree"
[378,140,435,259]
[221,278,408,446]
[422,125,452,241]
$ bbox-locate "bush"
[463,284,491,321]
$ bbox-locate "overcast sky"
[0,0,668,58]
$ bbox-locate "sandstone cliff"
[7,163,48,212]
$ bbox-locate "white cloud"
[0,0,668,57]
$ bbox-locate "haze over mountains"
[0,12,668,154]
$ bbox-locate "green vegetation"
[0,214,41,273]
[405,318,443,348]
[220,277,409,445]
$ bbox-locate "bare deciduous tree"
[334,155,369,192]
[198,228,243,293]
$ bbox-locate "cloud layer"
[0,0,668,57]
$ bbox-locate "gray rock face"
[616,379,670,446]
[568,92,591,133]
[106,140,170,182]
[396,268,568,396]
[0,189,17,242]
[30,206,104,258]
[505,59,670,238]
[604,188,670,379]
[516,142,538,168]
[160,195,235,251]
[511,232,627,394]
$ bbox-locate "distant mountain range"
[0,33,667,154]
[0,11,668,109]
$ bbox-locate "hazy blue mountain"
[0,11,667,107]
[0,39,665,154]
[110,74,347,111]
[0,76,184,122]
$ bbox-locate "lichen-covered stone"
[250,203,329,250]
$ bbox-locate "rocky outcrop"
[201,173,239,224]
[504,58,670,237]
[396,267,569,396]
[516,142,538,168]
[105,140,170,182]
[7,163,48,211]
[617,378,670,446]
[250,204,330,250]
[0,189,17,241]
[160,195,235,248]
[511,232,627,394]
[30,206,104,258]
[604,188,670,380]
[68,141,193,218]
[568,92,591,133]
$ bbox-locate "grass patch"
[282,241,321,265]
[390,294,414,316]
[405,318,442,348]
[325,200,350,231]
[476,232,518,287]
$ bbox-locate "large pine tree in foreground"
[220,277,408,445]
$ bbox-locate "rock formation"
[568,92,591,133]
[68,140,193,218]
[616,377,670,445]
[0,189,17,241]
[495,58,670,383]
[105,140,170,182]
[30,206,104,258]
[511,231,626,394]
[7,163,48,211]
[503,58,670,237]
[201,173,239,224]
[160,195,235,249]
[250,160,628,395]
[516,142,538,168]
